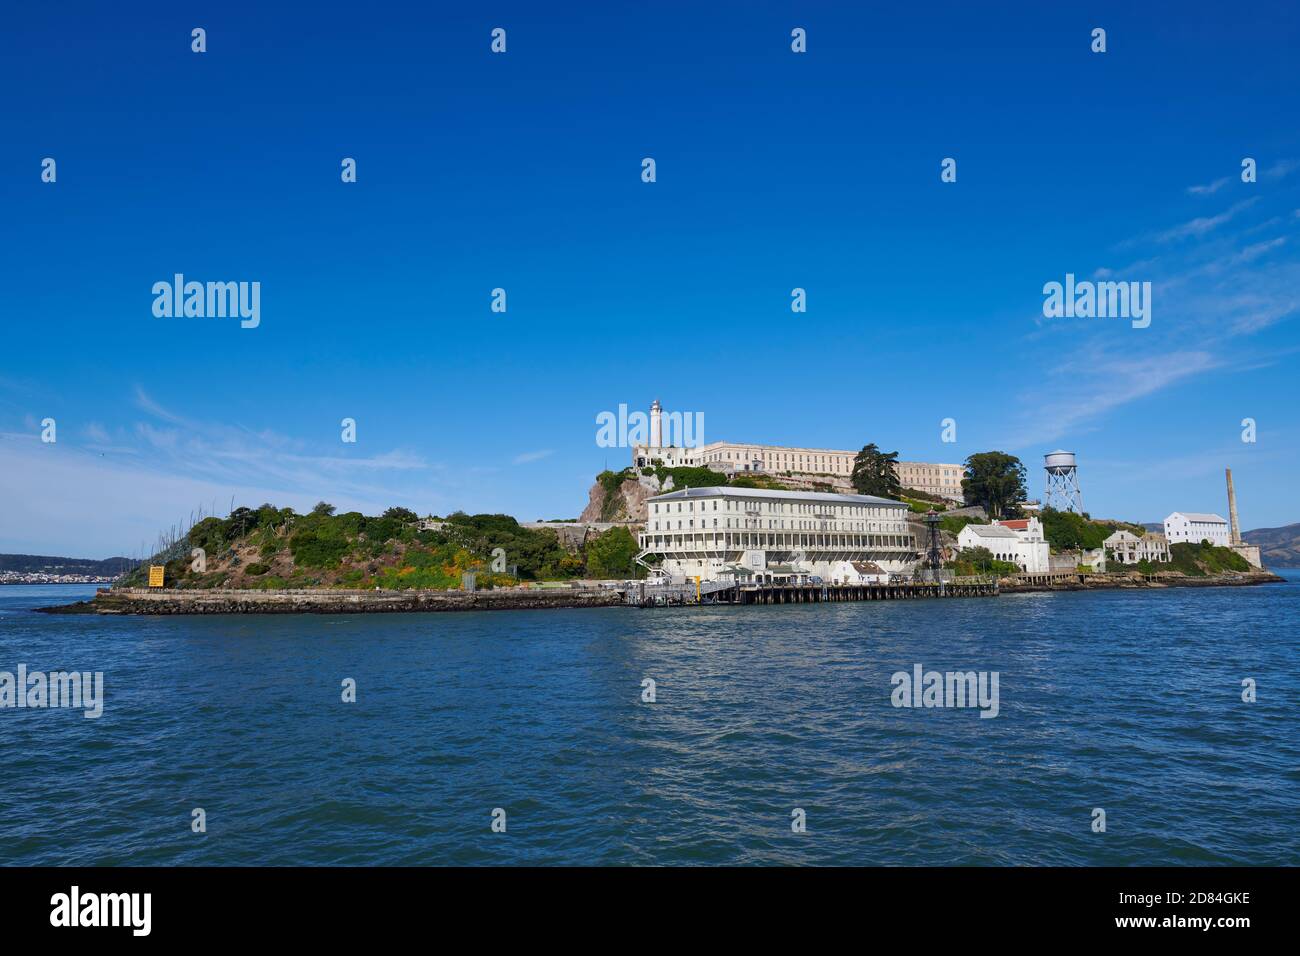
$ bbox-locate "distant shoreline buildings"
[0,573,117,585]
[628,402,1269,580]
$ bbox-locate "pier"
[626,577,998,607]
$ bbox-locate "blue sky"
[2,1,1299,557]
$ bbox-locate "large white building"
[631,401,965,501]
[956,517,1051,573]
[637,486,918,584]
[1163,512,1230,547]
[1103,530,1170,565]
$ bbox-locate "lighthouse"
[650,398,663,448]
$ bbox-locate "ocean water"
[1,576,1296,866]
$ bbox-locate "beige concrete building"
[630,402,964,501]
[896,460,966,501]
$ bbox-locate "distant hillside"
[1243,523,1300,568]
[0,553,133,576]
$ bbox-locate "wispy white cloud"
[1263,158,1300,181]
[1152,198,1258,243]
[1187,176,1230,196]
[0,388,455,555]
[512,449,554,465]
[1008,184,1300,447]
[1000,350,1221,448]
[1197,236,1288,276]
[132,384,186,424]
[84,422,111,443]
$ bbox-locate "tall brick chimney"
[1226,468,1243,545]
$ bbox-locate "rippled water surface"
[1,577,1297,865]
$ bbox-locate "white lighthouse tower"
[649,398,663,448]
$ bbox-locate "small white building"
[1163,512,1230,547]
[1103,530,1170,565]
[841,561,890,585]
[956,518,1050,573]
[1080,548,1107,572]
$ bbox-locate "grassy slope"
[125,506,640,590]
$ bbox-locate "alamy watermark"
[152,274,260,329]
[595,403,704,448]
[1042,273,1151,329]
[890,664,999,718]
[1,665,104,718]
[50,886,151,936]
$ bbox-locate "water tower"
[1044,450,1084,514]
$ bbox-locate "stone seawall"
[39,587,627,615]
[1000,571,1282,593]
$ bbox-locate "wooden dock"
[627,578,998,607]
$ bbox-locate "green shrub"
[729,474,792,490]
[1167,542,1250,576]
[246,562,270,576]
[289,530,350,569]
[1040,508,1111,551]
[597,468,633,496]
[654,466,726,489]
[188,516,227,557]
[363,516,401,544]
[585,526,640,579]
[939,515,985,536]
[947,546,1021,577]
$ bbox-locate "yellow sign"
[148,565,165,588]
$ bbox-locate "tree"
[958,545,996,571]
[224,506,259,539]
[585,526,640,579]
[851,444,902,498]
[188,516,227,556]
[311,501,336,516]
[1039,507,1108,551]
[382,507,418,524]
[949,545,1020,577]
[962,452,1027,519]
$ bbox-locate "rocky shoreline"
[34,570,1284,615]
[1000,570,1283,593]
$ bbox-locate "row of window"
[640,532,914,551]
[899,467,961,478]
[701,449,853,471]
[652,499,902,518]
[649,517,904,532]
